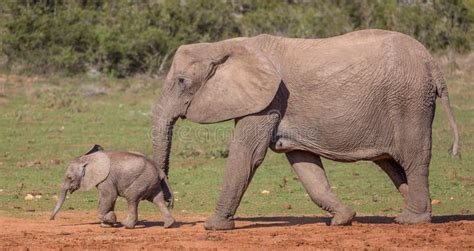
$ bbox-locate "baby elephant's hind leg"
[150,192,175,228]
[122,199,139,229]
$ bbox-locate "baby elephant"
[50,145,175,229]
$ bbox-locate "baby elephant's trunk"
[50,188,68,220]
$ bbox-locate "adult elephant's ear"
[186,43,281,123]
[79,151,111,191]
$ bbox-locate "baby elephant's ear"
[85,144,104,155]
[79,152,110,191]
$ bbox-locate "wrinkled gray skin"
[50,145,175,229]
[152,29,460,230]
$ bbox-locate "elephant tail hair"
[432,65,460,157]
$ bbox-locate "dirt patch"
[0,212,473,249]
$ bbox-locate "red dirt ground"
[1,212,473,250]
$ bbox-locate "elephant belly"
[270,119,392,162]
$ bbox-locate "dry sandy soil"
[0,212,473,250]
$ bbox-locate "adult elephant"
[151,29,459,230]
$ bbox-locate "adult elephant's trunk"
[152,104,178,177]
[50,187,67,220]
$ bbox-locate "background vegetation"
[1,0,473,77]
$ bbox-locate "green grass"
[0,74,472,219]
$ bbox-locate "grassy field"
[0,72,472,219]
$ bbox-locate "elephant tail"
[432,64,460,157]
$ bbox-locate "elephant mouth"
[69,185,79,193]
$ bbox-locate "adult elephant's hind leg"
[204,112,279,231]
[286,151,356,226]
[394,151,432,224]
[393,113,433,224]
[374,159,409,203]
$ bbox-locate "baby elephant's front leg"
[152,192,175,228]
[97,186,118,227]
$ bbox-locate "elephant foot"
[100,222,114,228]
[330,207,356,226]
[163,216,176,229]
[98,211,117,227]
[122,217,137,229]
[395,210,431,224]
[204,214,235,231]
[102,211,117,224]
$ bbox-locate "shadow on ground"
[235,215,474,229]
[60,220,202,229]
[59,215,474,229]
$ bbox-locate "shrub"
[1,0,472,76]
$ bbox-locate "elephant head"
[50,145,110,220]
[152,37,281,175]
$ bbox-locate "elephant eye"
[176,77,186,88]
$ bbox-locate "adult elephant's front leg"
[204,112,279,230]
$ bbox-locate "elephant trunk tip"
[50,188,68,221]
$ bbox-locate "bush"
[0,0,472,77]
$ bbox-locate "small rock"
[450,197,454,200]
[0,189,3,192]
[26,160,42,167]
[431,199,441,205]
[261,190,271,195]
[24,194,34,200]
[34,195,42,199]
[282,202,292,209]
[28,191,42,196]
[50,159,61,165]
[52,195,59,202]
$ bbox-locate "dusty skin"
[0,212,473,250]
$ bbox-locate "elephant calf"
[50,145,175,229]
